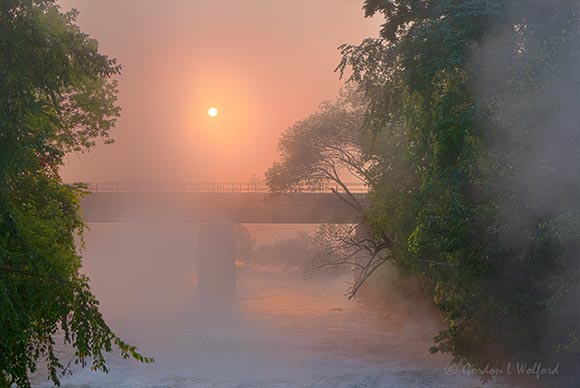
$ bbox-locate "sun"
[208,107,218,118]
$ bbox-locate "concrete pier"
[197,223,236,300]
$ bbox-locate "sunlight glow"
[208,107,218,117]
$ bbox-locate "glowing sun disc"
[208,107,218,117]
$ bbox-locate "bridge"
[79,182,368,224]
[78,182,369,297]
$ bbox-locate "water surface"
[32,223,514,388]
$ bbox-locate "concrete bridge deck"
[77,182,369,294]
[79,182,368,224]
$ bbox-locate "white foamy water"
[31,224,516,388]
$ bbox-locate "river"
[32,223,515,388]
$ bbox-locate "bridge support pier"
[197,223,236,300]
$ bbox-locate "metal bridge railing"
[79,182,368,194]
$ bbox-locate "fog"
[31,223,513,388]
[472,0,580,371]
[56,0,381,183]
[22,1,574,387]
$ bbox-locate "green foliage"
[340,0,580,383]
[266,87,371,193]
[0,1,152,386]
[265,88,406,296]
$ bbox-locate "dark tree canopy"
[0,1,151,387]
[333,0,580,384]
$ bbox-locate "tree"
[0,1,152,386]
[266,88,406,297]
[339,0,580,384]
[234,224,256,261]
[250,232,319,271]
[266,87,370,212]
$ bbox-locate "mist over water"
[32,223,515,388]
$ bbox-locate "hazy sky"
[59,0,379,183]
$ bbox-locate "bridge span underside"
[80,192,366,298]
[80,192,365,224]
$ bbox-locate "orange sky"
[59,0,379,183]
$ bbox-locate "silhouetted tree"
[234,224,256,261]
[266,87,371,215]
[266,88,402,298]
